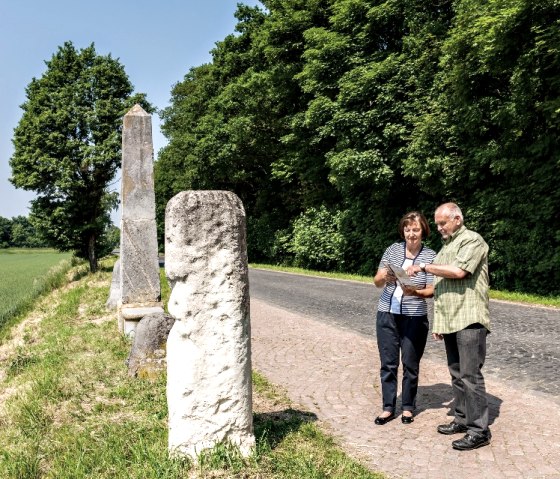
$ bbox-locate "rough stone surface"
[120,306,166,320]
[119,305,165,337]
[127,312,175,379]
[165,190,254,459]
[119,104,160,307]
[105,258,120,310]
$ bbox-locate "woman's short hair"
[398,211,430,239]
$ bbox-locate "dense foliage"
[0,216,47,248]
[10,42,151,272]
[155,0,560,295]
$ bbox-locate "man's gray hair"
[437,202,464,222]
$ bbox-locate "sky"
[0,0,262,222]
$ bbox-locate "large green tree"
[288,0,454,272]
[405,0,560,293]
[156,0,560,295]
[156,1,335,261]
[10,42,150,271]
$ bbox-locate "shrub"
[290,206,345,271]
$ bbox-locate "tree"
[10,41,151,271]
[156,0,559,294]
[0,217,11,248]
[156,1,335,260]
[405,0,560,293]
[10,216,47,248]
[288,0,453,272]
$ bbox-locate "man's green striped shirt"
[433,225,491,334]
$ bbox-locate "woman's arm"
[402,284,434,298]
[373,267,396,288]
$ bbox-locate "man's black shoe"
[437,421,468,435]
[452,432,491,451]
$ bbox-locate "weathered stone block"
[120,219,160,304]
[127,312,175,379]
[119,305,165,336]
[165,190,254,459]
[121,104,157,219]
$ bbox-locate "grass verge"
[0,258,384,479]
[250,263,560,308]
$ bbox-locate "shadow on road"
[410,382,503,425]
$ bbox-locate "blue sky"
[0,0,261,221]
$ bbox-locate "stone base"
[119,304,164,336]
[127,312,174,379]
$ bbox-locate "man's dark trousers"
[443,324,490,436]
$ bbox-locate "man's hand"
[432,333,444,341]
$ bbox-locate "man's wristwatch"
[419,262,426,272]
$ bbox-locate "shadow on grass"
[253,408,318,450]
[98,263,116,274]
[66,265,91,282]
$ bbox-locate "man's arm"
[406,263,466,342]
[407,263,468,279]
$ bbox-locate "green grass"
[0,248,75,333]
[250,263,372,283]
[250,263,560,308]
[0,258,384,478]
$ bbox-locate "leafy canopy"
[10,41,152,271]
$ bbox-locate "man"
[407,202,491,450]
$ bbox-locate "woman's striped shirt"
[377,242,436,316]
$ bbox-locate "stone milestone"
[165,190,255,459]
[119,104,162,335]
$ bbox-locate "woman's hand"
[402,285,417,296]
[373,267,396,288]
[408,284,434,298]
[384,268,396,285]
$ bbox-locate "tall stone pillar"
[165,190,254,459]
[119,104,162,335]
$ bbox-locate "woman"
[372,211,435,424]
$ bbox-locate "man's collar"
[444,224,466,244]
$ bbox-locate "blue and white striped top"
[377,242,436,316]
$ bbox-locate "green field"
[0,249,74,330]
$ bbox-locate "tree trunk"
[88,234,97,272]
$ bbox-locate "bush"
[290,206,345,271]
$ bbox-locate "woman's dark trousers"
[376,311,429,413]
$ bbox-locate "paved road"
[249,268,560,402]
